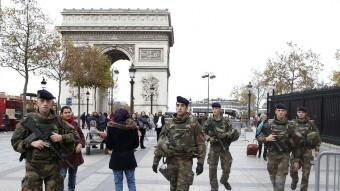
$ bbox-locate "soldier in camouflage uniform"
[203,102,240,191]
[152,96,206,191]
[11,90,77,191]
[257,103,298,191]
[290,106,321,191]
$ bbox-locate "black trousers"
[156,128,162,141]
[258,142,268,158]
[139,128,146,148]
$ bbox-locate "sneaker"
[141,146,146,149]
[220,181,232,190]
[291,182,297,190]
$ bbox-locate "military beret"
[275,103,287,110]
[212,102,221,108]
[297,106,308,113]
[176,96,189,105]
[37,89,55,100]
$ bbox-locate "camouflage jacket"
[202,116,239,145]
[291,117,321,161]
[257,117,296,154]
[11,112,78,163]
[154,113,206,164]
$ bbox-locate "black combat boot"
[220,180,232,190]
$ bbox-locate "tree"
[251,69,269,114]
[332,50,340,85]
[230,84,256,108]
[63,44,113,115]
[332,72,340,85]
[0,0,53,115]
[86,47,113,111]
[63,44,92,118]
[262,42,323,94]
[40,33,68,112]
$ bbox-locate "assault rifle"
[209,126,230,153]
[19,117,74,168]
[261,127,288,153]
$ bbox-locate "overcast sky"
[1,0,340,111]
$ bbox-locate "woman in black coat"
[106,108,139,191]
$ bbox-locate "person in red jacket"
[59,106,85,191]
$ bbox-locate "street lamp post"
[86,91,90,115]
[150,86,155,115]
[41,77,47,90]
[86,91,90,130]
[202,73,216,115]
[129,64,136,114]
[247,81,253,127]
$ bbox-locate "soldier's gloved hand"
[152,163,158,173]
[217,133,228,139]
[196,163,204,175]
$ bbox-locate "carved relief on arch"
[141,76,159,102]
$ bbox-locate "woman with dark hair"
[107,108,139,191]
[137,111,149,149]
[59,106,85,191]
[255,113,268,160]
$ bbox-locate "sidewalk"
[0,128,339,190]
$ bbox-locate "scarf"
[64,117,74,124]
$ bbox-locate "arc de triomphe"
[57,9,174,115]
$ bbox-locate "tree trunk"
[22,3,29,116]
[57,79,62,113]
[77,86,80,124]
[256,87,260,114]
[94,87,97,112]
[22,73,28,115]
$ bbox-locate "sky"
[1,0,340,111]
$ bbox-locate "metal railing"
[315,151,340,191]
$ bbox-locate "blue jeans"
[60,167,78,191]
[113,169,136,191]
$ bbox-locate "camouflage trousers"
[290,149,313,191]
[21,162,63,191]
[167,156,194,191]
[267,151,290,191]
[207,144,232,191]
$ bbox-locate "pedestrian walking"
[137,111,149,149]
[11,89,77,191]
[59,106,85,191]
[107,108,139,191]
[290,106,321,191]
[257,103,298,191]
[154,110,165,141]
[80,112,86,129]
[203,102,240,191]
[153,96,206,191]
[255,113,268,160]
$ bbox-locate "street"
[0,128,338,191]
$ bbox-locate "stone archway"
[57,9,174,115]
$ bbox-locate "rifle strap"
[190,116,198,148]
